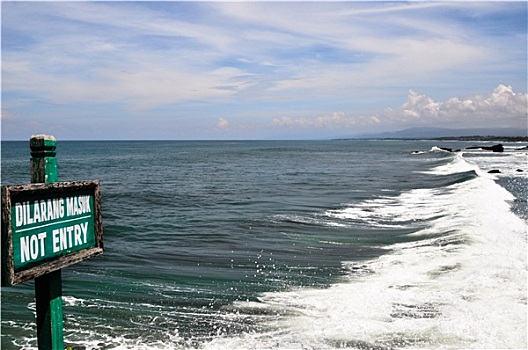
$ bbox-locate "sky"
[1,1,527,140]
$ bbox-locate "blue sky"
[2,1,527,140]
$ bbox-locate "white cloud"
[2,57,251,110]
[272,111,379,129]
[271,85,527,131]
[2,2,504,110]
[2,2,526,139]
[216,117,229,129]
[216,2,489,97]
[386,84,527,128]
[1,109,19,121]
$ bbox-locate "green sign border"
[2,181,103,286]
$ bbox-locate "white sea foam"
[200,156,527,349]
[326,188,447,229]
[466,150,528,178]
[8,147,526,350]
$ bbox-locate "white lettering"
[51,223,90,253]
[81,222,88,243]
[40,201,48,222]
[15,203,24,227]
[66,196,91,217]
[19,232,47,264]
[15,199,66,228]
[59,228,67,251]
[46,199,54,221]
[52,229,60,253]
[53,198,64,219]
[81,196,91,213]
[66,197,76,216]
[37,232,46,257]
[20,236,30,263]
[29,235,39,260]
[25,201,33,225]
[33,201,41,223]
[66,226,74,248]
[74,225,82,245]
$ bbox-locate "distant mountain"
[353,127,527,139]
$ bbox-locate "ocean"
[1,140,526,349]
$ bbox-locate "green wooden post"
[30,134,64,350]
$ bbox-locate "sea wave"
[2,141,526,350]
[198,150,527,350]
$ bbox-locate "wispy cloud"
[2,1,526,139]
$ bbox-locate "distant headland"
[430,135,528,142]
[335,127,528,141]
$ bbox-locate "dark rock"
[436,147,461,152]
[485,144,504,152]
[466,144,504,152]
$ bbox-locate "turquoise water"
[1,140,526,349]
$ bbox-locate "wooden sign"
[1,180,103,286]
